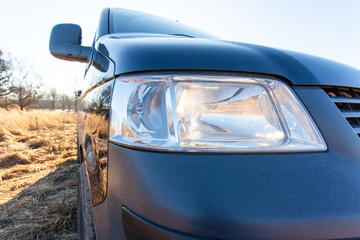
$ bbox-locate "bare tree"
[74,93,78,111]
[49,88,57,110]
[0,50,12,97]
[7,60,43,110]
[59,94,66,110]
[0,51,13,109]
[65,95,72,111]
[0,53,44,110]
[59,93,73,111]
[10,84,42,110]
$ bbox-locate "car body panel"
[92,87,360,239]
[95,8,110,41]
[78,50,114,206]
[97,34,360,88]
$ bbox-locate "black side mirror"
[49,24,91,63]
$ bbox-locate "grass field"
[0,109,79,239]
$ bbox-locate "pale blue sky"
[0,0,359,93]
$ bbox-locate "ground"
[0,109,79,239]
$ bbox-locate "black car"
[50,8,360,240]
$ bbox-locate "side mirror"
[49,24,91,63]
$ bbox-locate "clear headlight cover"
[109,73,327,152]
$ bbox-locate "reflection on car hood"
[98,33,360,88]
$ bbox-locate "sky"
[0,0,359,94]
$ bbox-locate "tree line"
[0,50,77,111]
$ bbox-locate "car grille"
[323,86,360,137]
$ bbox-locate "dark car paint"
[70,8,360,240]
[121,206,209,240]
[97,34,360,88]
[95,8,110,41]
[78,49,114,206]
[91,87,360,239]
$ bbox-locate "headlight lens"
[109,73,326,152]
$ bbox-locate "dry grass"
[0,109,78,239]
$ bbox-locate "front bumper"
[94,87,360,239]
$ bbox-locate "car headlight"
[109,73,327,152]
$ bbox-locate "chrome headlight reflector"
[109,74,326,152]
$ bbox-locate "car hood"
[98,34,360,88]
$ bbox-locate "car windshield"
[110,8,217,39]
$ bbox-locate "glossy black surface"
[78,49,114,206]
[97,34,360,88]
[78,80,113,205]
[93,87,360,239]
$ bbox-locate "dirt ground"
[0,109,79,239]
